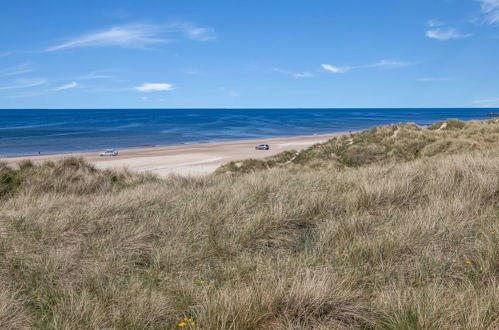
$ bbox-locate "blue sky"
[1,0,498,108]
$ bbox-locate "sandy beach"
[3,133,344,176]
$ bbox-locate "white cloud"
[417,77,451,82]
[77,73,113,80]
[427,19,444,27]
[0,78,46,90]
[169,22,217,41]
[473,97,499,104]
[322,60,414,74]
[46,22,216,51]
[479,0,499,24]
[47,24,167,51]
[272,68,315,78]
[0,61,33,77]
[219,86,239,96]
[321,64,350,73]
[371,60,414,69]
[135,83,174,92]
[53,81,77,91]
[293,72,314,79]
[426,28,471,40]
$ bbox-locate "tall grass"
[2,120,499,328]
[217,118,499,174]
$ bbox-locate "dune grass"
[217,118,499,174]
[2,119,499,328]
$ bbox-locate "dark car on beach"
[255,144,270,150]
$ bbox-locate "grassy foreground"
[2,119,499,329]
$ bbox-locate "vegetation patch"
[3,119,499,328]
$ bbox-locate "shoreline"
[2,132,346,177]
[0,133,343,159]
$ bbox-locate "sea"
[0,108,495,157]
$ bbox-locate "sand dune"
[3,133,343,176]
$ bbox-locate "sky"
[0,0,499,108]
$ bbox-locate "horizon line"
[1,107,498,110]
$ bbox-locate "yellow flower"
[466,260,471,264]
[191,321,196,326]
[178,321,187,327]
[188,318,192,322]
[491,231,496,235]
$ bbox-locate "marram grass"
[2,119,499,329]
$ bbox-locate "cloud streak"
[473,97,499,104]
[272,68,315,79]
[417,77,451,82]
[47,24,167,51]
[53,81,77,91]
[0,78,46,90]
[135,83,174,92]
[479,0,499,24]
[322,60,415,74]
[46,22,216,51]
[426,28,471,40]
[168,22,217,41]
[0,61,34,77]
[77,73,113,80]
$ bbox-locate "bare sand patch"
[3,133,343,176]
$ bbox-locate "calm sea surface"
[0,108,494,157]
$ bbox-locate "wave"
[0,122,69,130]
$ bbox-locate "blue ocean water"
[0,108,494,157]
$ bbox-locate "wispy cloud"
[321,64,350,73]
[219,86,239,97]
[0,61,34,77]
[169,22,217,41]
[47,24,167,51]
[371,60,414,69]
[473,97,499,104]
[77,73,113,80]
[0,51,12,58]
[417,77,451,82]
[293,72,314,79]
[322,60,415,74]
[272,68,315,79]
[0,78,46,90]
[135,83,174,92]
[478,0,499,24]
[426,28,471,40]
[427,19,444,28]
[53,81,77,91]
[46,22,216,51]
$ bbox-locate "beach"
[3,133,343,176]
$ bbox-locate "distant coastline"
[0,108,492,157]
[3,133,344,177]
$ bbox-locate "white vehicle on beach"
[99,149,118,156]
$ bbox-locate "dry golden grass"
[217,118,499,174]
[2,119,499,328]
